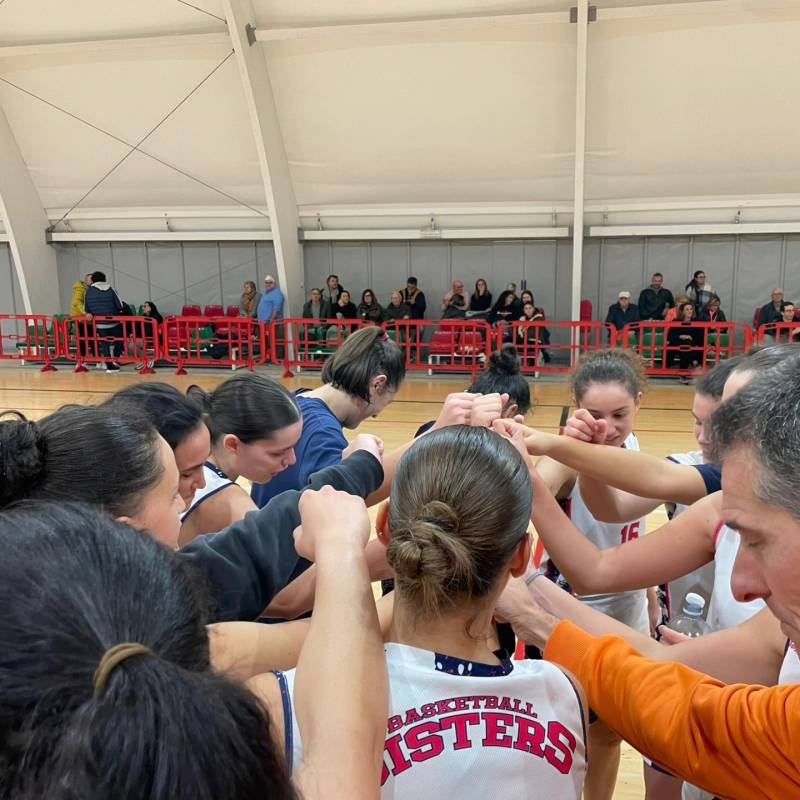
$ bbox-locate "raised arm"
[531,463,720,595]
[291,486,388,800]
[524,425,710,506]
[543,620,800,799]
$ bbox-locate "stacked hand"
[294,486,371,562]
[562,409,607,445]
[342,433,384,463]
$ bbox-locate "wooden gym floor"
[0,363,699,799]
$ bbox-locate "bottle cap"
[685,592,706,609]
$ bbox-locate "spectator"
[519,291,551,362]
[685,270,714,311]
[334,290,358,320]
[637,272,674,320]
[488,289,522,341]
[239,280,261,319]
[757,287,784,329]
[400,277,426,320]
[667,301,704,379]
[69,273,92,317]
[468,278,492,317]
[84,270,127,372]
[698,294,727,323]
[605,290,641,336]
[357,289,384,325]
[665,292,689,322]
[441,280,469,319]
[323,274,346,306]
[776,302,800,342]
[302,287,332,321]
[517,300,549,365]
[384,291,411,322]
[257,275,284,324]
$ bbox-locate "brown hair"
[570,348,647,405]
[321,326,405,403]
[387,426,531,623]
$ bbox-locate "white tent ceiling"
[2,0,800,234]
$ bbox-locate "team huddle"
[0,326,798,800]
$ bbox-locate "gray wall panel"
[0,245,14,316]
[370,243,408,305]
[645,238,690,307]
[735,237,782,323]
[221,243,259,311]
[597,238,645,316]
[691,237,735,311]
[183,243,222,310]
[110,244,148,311]
[331,244,369,305]
[492,242,524,304]
[147,244,185,315]
[76,244,113,283]
[303,243,332,300]
[783,237,800,306]
[523,241,558,314]
[450,243,494,301]
[410,242,450,313]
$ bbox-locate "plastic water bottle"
[668,592,711,638]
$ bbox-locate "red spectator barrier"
[501,320,611,374]
[619,321,749,376]
[61,316,161,373]
[161,316,261,374]
[272,318,365,377]
[756,322,800,344]
[0,314,60,371]
[383,319,492,377]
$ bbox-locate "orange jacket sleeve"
[544,621,800,800]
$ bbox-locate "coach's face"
[725,447,800,644]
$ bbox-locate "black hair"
[739,342,800,368]
[653,272,663,278]
[469,346,532,415]
[105,383,206,451]
[321,326,406,403]
[187,373,300,445]
[407,276,418,285]
[0,502,296,800]
[143,300,163,323]
[694,356,743,400]
[490,289,517,313]
[326,274,339,284]
[0,406,163,516]
[91,270,106,283]
[685,270,706,292]
[360,288,377,304]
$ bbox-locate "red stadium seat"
[182,304,201,317]
[227,305,241,317]
[457,330,484,355]
[204,304,224,318]
[429,330,456,355]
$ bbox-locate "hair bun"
[387,501,474,610]
[185,385,213,412]
[0,416,45,507]
[488,345,521,377]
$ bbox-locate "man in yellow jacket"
[70,274,93,318]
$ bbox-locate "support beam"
[222,0,303,315]
[47,230,274,242]
[0,105,59,314]
[570,0,589,324]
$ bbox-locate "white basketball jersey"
[179,462,235,522]
[706,524,765,631]
[779,640,800,685]
[566,432,649,632]
[283,642,586,799]
[662,450,715,619]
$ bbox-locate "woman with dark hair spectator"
[180,373,302,544]
[133,300,163,371]
[334,289,357,320]
[518,299,550,365]
[0,498,388,800]
[668,301,705,379]
[488,289,522,341]
[239,281,261,319]
[468,278,492,317]
[357,289,385,325]
[698,294,726,323]
[685,270,714,311]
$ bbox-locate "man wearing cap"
[605,290,640,339]
[257,275,285,324]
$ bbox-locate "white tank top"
[662,450,716,619]
[282,642,586,799]
[563,432,649,632]
[779,640,800,685]
[179,462,235,522]
[706,524,765,631]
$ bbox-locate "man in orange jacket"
[499,352,800,800]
